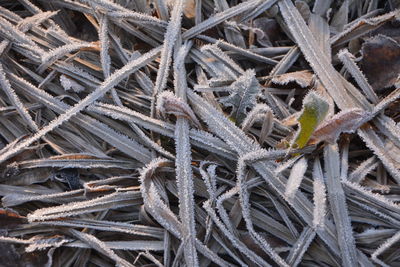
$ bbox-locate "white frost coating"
[59,74,85,93]
[156,91,181,115]
[15,157,135,170]
[219,69,260,123]
[141,166,231,266]
[198,48,239,79]
[312,159,326,229]
[0,16,44,55]
[182,0,262,39]
[70,229,135,267]
[291,90,330,148]
[215,187,239,233]
[0,63,38,131]
[26,236,69,252]
[3,188,84,208]
[172,41,199,267]
[236,152,290,267]
[190,76,343,258]
[201,44,244,76]
[139,158,182,239]
[188,90,259,155]
[40,42,95,72]
[89,103,236,159]
[0,47,161,164]
[40,219,163,238]
[80,0,166,27]
[301,91,330,122]
[156,91,201,127]
[331,10,400,46]
[324,145,358,267]
[199,162,218,200]
[342,180,400,212]
[202,200,272,267]
[375,116,400,150]
[285,157,308,203]
[11,78,151,162]
[372,231,400,266]
[99,15,111,79]
[275,155,302,175]
[348,156,378,183]
[358,127,400,183]
[278,0,354,110]
[189,129,236,159]
[241,104,273,132]
[153,0,185,94]
[286,227,316,267]
[90,102,175,137]
[17,11,58,32]
[27,191,139,221]
[271,70,312,88]
[373,88,400,115]
[338,49,379,103]
[0,236,32,244]
[200,36,278,65]
[56,61,101,84]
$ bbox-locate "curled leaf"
[293,91,329,148]
[271,70,314,89]
[156,91,201,128]
[310,108,370,144]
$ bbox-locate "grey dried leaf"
[278,0,355,110]
[182,0,263,40]
[69,229,135,267]
[172,41,199,267]
[0,47,161,164]
[219,69,261,124]
[338,49,379,103]
[153,0,184,94]
[324,144,358,267]
[1,1,399,266]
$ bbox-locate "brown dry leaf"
[0,209,26,229]
[271,71,314,88]
[183,0,196,19]
[253,18,282,47]
[310,108,370,144]
[359,35,400,91]
[370,21,400,43]
[49,154,101,160]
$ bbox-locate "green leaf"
[294,92,329,148]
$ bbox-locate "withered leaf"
[310,108,370,144]
[271,70,313,88]
[0,208,26,229]
[252,18,282,47]
[156,91,201,128]
[360,35,400,91]
[52,168,81,190]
